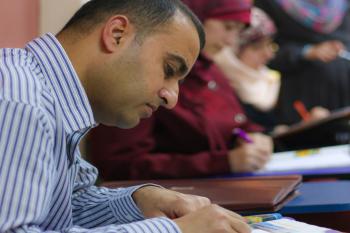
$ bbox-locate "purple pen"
[232,128,253,143]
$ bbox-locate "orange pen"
[293,100,311,121]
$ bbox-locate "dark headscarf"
[182,0,252,24]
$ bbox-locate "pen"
[232,128,253,143]
[338,50,350,61]
[244,213,283,224]
[293,100,311,121]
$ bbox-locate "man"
[0,0,250,233]
[89,0,273,180]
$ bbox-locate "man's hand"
[133,187,251,233]
[132,185,211,219]
[228,133,273,172]
[174,204,251,233]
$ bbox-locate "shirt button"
[208,80,217,90]
[234,114,246,123]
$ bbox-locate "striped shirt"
[0,33,181,233]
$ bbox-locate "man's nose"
[159,83,179,109]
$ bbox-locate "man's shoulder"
[0,48,37,67]
[0,48,47,108]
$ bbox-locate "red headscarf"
[182,0,252,24]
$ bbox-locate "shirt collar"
[26,33,96,133]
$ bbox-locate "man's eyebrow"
[165,53,189,76]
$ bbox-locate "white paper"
[257,144,350,173]
[251,218,336,233]
[252,230,269,233]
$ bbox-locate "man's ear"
[101,15,133,53]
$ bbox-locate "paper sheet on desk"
[257,145,350,172]
[251,218,339,233]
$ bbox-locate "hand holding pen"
[293,100,330,122]
[228,129,273,173]
[232,128,253,143]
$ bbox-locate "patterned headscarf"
[239,7,276,47]
[182,0,252,24]
[274,0,348,33]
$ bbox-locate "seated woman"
[88,0,273,180]
[214,7,330,132]
[214,7,280,131]
[256,0,350,125]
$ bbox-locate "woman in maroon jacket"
[88,0,273,180]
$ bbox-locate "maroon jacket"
[89,55,262,180]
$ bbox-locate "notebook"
[251,218,340,233]
[272,107,350,151]
[245,213,340,232]
[103,175,301,213]
[256,144,350,173]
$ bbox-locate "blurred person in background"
[256,0,350,125]
[214,7,329,133]
[214,7,280,131]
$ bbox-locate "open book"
[252,218,340,233]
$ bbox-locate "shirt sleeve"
[0,101,180,233]
[7,217,181,233]
[72,156,146,226]
[71,182,182,232]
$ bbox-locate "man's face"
[92,13,200,128]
